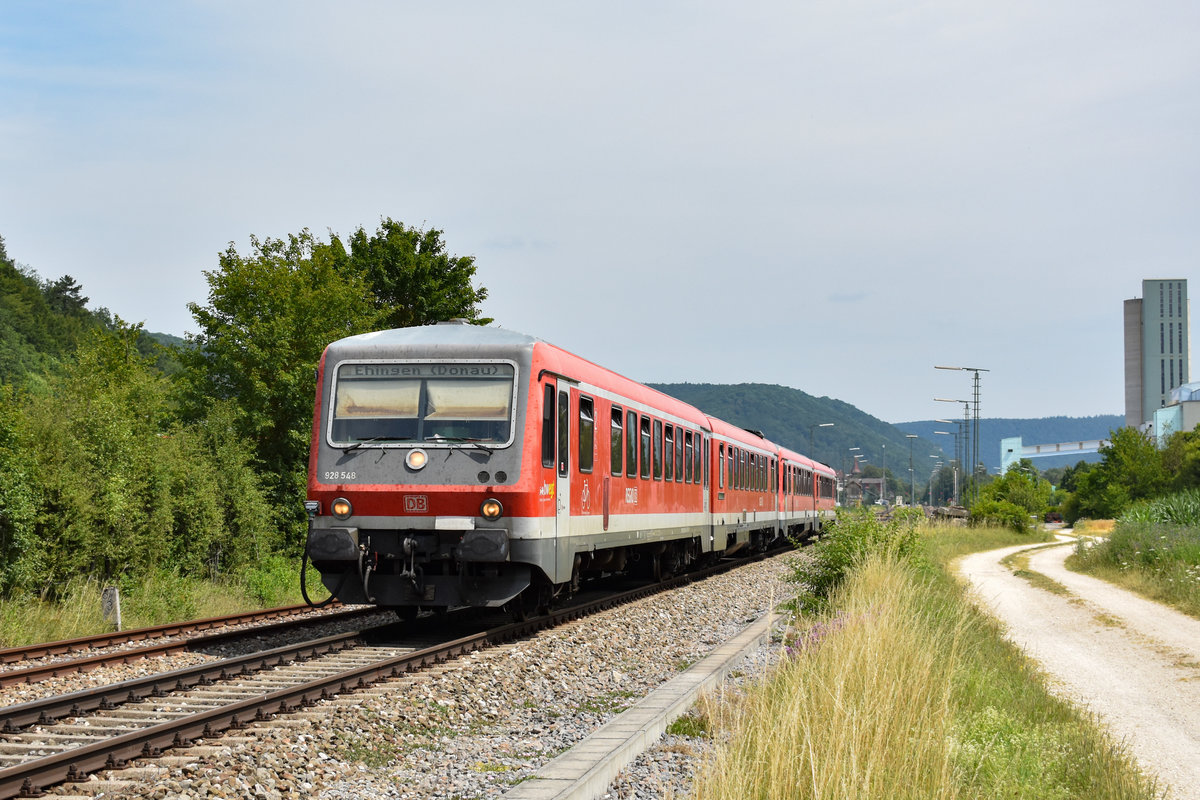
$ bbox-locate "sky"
[2,1,1197,423]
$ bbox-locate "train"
[302,321,836,616]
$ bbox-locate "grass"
[1002,551,1072,597]
[0,554,320,647]
[688,524,1160,800]
[1068,513,1200,619]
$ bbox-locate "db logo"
[404,495,429,513]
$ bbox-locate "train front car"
[304,322,541,613]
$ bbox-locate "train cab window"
[653,419,663,480]
[626,410,638,477]
[578,396,594,474]
[640,417,651,479]
[664,426,674,481]
[610,406,623,475]
[557,390,569,476]
[541,385,555,468]
[332,362,515,446]
[684,432,693,483]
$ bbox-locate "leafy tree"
[971,459,1051,531]
[12,323,275,594]
[1161,425,1200,491]
[0,385,39,591]
[338,218,492,329]
[1065,427,1167,522]
[182,232,381,532]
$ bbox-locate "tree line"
[958,423,1200,531]
[0,221,489,599]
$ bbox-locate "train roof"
[327,321,542,352]
[323,323,833,472]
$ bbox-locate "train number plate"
[404,495,429,513]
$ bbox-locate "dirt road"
[957,539,1200,799]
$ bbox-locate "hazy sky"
[3,1,1197,422]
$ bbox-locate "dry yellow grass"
[1073,519,1116,535]
[692,556,966,800]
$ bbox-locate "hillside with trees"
[650,382,942,480]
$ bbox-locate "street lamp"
[935,365,989,506]
[906,434,918,506]
[809,422,833,526]
[935,397,972,505]
[932,429,959,504]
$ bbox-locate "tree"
[12,322,275,594]
[44,275,89,317]
[1065,427,1167,521]
[181,231,381,539]
[339,218,491,328]
[1161,425,1200,491]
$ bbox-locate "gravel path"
[957,540,1200,800]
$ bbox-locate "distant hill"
[897,415,1123,472]
[650,382,1123,477]
[648,382,943,477]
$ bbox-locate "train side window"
[664,426,674,481]
[653,419,663,480]
[718,444,725,489]
[541,385,555,468]
[699,436,706,485]
[771,458,777,492]
[684,431,693,483]
[557,390,569,477]
[610,405,623,475]
[578,396,594,474]
[674,426,684,481]
[640,416,651,479]
[626,410,638,477]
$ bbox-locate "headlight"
[480,498,503,521]
[332,497,353,519]
[406,449,428,470]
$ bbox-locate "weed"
[667,712,712,738]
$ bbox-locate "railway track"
[0,554,761,799]
[0,606,383,689]
[0,603,338,666]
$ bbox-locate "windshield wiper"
[341,436,411,454]
[425,435,492,454]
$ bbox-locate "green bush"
[4,325,278,596]
[786,506,923,614]
[240,552,307,607]
[970,498,1033,533]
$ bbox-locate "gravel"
[40,557,795,799]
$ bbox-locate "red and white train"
[304,321,836,615]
